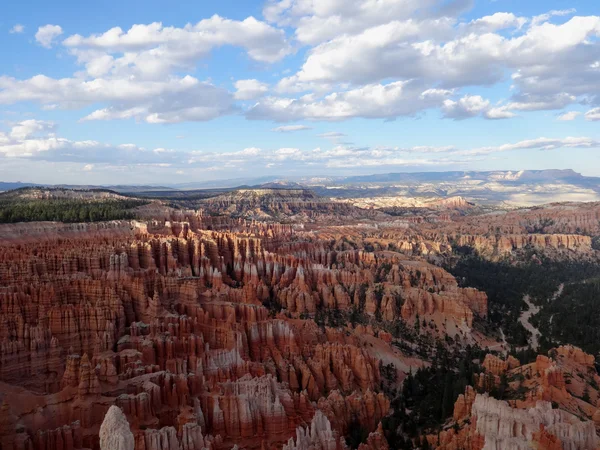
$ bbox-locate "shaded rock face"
[282,411,338,450]
[99,406,134,450]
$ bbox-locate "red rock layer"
[0,217,403,450]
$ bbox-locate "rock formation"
[0,213,407,449]
[100,406,134,450]
[4,192,595,450]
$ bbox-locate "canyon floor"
[1,187,600,450]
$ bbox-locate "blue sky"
[1,0,599,184]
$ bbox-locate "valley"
[0,186,599,449]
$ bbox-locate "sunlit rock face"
[471,395,598,450]
[436,346,600,450]
[0,212,410,450]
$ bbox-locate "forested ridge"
[446,250,600,353]
[533,278,600,355]
[0,196,148,223]
[381,343,488,449]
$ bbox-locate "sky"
[1,0,600,185]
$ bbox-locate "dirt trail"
[519,295,541,351]
[518,284,563,351]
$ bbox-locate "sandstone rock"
[100,406,135,450]
[282,410,338,450]
[471,394,598,450]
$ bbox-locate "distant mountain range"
[3,170,599,207]
[169,169,597,190]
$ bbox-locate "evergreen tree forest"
[445,251,600,347]
[381,343,487,449]
[0,197,147,223]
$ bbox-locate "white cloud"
[282,16,600,92]
[240,147,262,156]
[458,137,600,156]
[35,25,63,48]
[271,13,600,123]
[153,148,175,154]
[531,9,576,27]
[3,6,600,130]
[485,107,517,120]
[3,117,596,181]
[318,132,346,139]
[0,120,158,164]
[502,94,577,112]
[9,24,25,34]
[467,12,527,33]
[0,75,235,124]
[63,16,291,80]
[234,79,269,100]
[263,0,470,45]
[557,111,581,121]
[442,95,490,119]
[9,120,57,140]
[585,108,600,121]
[0,16,292,125]
[249,80,452,121]
[271,125,312,132]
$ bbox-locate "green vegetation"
[446,252,600,347]
[0,195,147,223]
[523,218,555,234]
[382,343,487,449]
[345,419,370,449]
[532,278,600,355]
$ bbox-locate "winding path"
[519,295,541,351]
[518,284,564,351]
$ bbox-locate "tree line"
[0,198,148,223]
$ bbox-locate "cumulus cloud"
[485,107,517,120]
[35,25,63,48]
[9,120,57,140]
[270,12,600,122]
[3,5,600,130]
[0,16,293,124]
[280,15,600,93]
[0,75,235,124]
[467,12,527,33]
[63,16,291,79]
[234,79,269,100]
[442,95,490,119]
[9,24,25,34]
[248,80,452,121]
[557,111,581,121]
[585,108,600,121]
[0,120,167,164]
[263,0,470,45]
